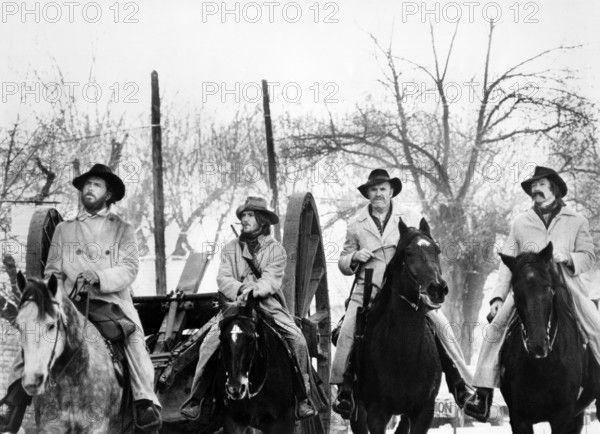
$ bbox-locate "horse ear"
[419,218,431,236]
[500,253,517,271]
[245,292,256,315]
[398,217,409,236]
[16,271,27,292]
[47,274,58,297]
[539,242,553,264]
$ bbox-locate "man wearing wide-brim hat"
[331,169,473,418]
[0,164,162,433]
[466,166,600,421]
[181,196,318,421]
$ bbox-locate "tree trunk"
[172,232,193,257]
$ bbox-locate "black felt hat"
[357,169,402,198]
[521,166,567,198]
[72,164,125,202]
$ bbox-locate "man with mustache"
[465,166,600,421]
[0,164,161,433]
[331,169,473,418]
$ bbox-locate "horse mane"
[511,253,574,320]
[369,228,421,317]
[18,278,56,321]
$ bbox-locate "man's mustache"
[532,191,545,199]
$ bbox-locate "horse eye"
[47,323,56,331]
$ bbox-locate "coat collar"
[525,205,577,231]
[527,204,577,219]
[67,206,112,222]
[357,202,401,238]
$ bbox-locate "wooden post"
[151,71,167,295]
[262,79,281,241]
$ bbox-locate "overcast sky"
[1,0,599,127]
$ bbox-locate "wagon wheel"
[23,208,63,431]
[282,192,331,434]
[26,208,63,279]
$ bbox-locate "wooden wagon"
[25,192,332,434]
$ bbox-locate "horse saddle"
[72,297,133,386]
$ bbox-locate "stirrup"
[464,390,492,422]
[133,400,162,432]
[332,391,354,419]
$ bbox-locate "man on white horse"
[465,166,600,421]
[0,164,161,433]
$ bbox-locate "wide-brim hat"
[357,169,402,198]
[236,196,279,225]
[72,163,126,202]
[521,166,567,198]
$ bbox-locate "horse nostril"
[34,374,44,387]
[442,285,449,296]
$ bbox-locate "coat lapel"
[358,206,381,239]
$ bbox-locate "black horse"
[216,295,297,434]
[499,242,600,434]
[352,218,449,434]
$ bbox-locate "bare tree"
[283,22,592,361]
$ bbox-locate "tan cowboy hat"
[72,163,126,202]
[235,196,279,225]
[357,169,402,198]
[521,166,568,198]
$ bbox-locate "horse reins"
[519,289,559,354]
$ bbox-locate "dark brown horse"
[216,295,297,434]
[352,218,448,434]
[499,242,600,434]
[15,272,132,433]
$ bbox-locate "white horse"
[15,271,132,433]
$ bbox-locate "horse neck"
[378,265,427,326]
[53,295,89,377]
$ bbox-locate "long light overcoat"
[492,206,595,301]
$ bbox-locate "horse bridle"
[511,261,560,354]
[396,231,439,311]
[518,287,559,355]
[19,297,67,389]
[221,315,267,400]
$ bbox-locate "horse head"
[15,272,67,395]
[392,217,448,310]
[500,242,558,358]
[219,293,260,400]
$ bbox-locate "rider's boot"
[332,373,354,419]
[296,374,318,420]
[0,381,32,433]
[134,399,162,433]
[434,334,473,408]
[464,387,494,422]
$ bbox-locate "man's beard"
[82,194,108,213]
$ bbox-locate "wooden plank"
[297,234,319,314]
[300,266,325,318]
[176,252,210,293]
[151,70,167,295]
[262,79,281,241]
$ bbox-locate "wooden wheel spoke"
[26,208,63,279]
[282,192,331,433]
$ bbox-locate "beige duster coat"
[217,234,288,313]
[44,210,143,329]
[492,206,596,301]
